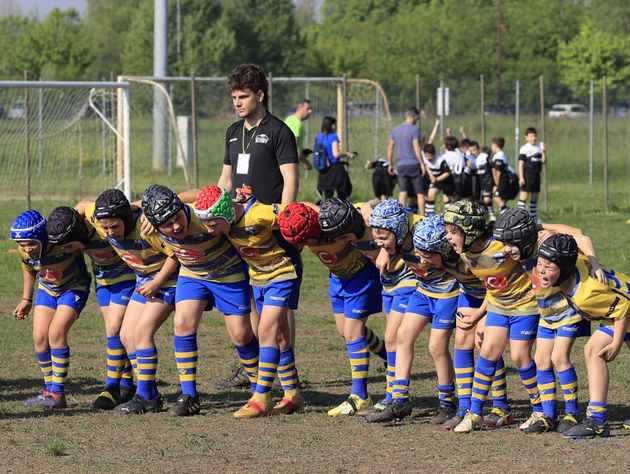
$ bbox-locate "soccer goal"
[0,81,131,206]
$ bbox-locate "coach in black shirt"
[219,64,299,204]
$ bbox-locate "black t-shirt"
[224,111,298,204]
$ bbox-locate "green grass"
[1,113,630,472]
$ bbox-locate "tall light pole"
[153,0,168,171]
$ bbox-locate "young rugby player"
[141,185,256,416]
[48,206,137,410]
[422,143,451,216]
[277,201,386,416]
[531,234,629,438]
[11,209,92,409]
[517,127,546,223]
[192,185,303,418]
[78,189,179,414]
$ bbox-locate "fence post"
[190,74,199,188]
[603,76,608,212]
[539,75,548,212]
[268,72,273,114]
[24,71,31,209]
[439,79,445,138]
[167,82,173,176]
[514,79,520,168]
[415,74,421,133]
[116,75,124,187]
[78,120,83,197]
[589,79,594,186]
[304,81,310,150]
[37,87,43,175]
[122,86,132,199]
[480,74,486,147]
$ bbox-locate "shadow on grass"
[0,376,102,402]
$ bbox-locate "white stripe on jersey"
[519,142,543,162]
[441,150,466,175]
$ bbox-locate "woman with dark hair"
[313,116,355,201]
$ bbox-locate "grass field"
[1,112,630,473]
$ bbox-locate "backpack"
[313,135,330,172]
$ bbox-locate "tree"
[0,15,31,79]
[558,21,630,99]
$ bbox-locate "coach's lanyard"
[242,121,262,154]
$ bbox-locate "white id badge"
[236,153,250,175]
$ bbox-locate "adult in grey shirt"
[387,107,426,214]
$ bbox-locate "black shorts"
[522,166,541,193]
[479,173,493,197]
[397,165,427,195]
[431,178,454,197]
[372,169,396,197]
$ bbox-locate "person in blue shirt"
[314,116,355,201]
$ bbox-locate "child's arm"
[598,314,629,362]
[459,126,467,140]
[135,256,179,297]
[541,142,547,164]
[492,167,502,190]
[386,138,395,175]
[14,266,36,320]
[427,118,440,144]
[434,171,451,183]
[518,159,525,188]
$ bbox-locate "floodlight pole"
[152,0,168,171]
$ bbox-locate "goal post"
[0,80,132,204]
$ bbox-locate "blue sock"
[558,366,578,416]
[347,336,369,400]
[385,351,396,401]
[519,361,543,413]
[278,347,299,397]
[255,346,280,395]
[454,349,474,415]
[587,401,607,424]
[36,350,53,391]
[392,378,410,404]
[105,336,125,388]
[174,334,198,397]
[470,356,496,416]
[120,356,134,391]
[236,337,259,392]
[491,356,510,411]
[50,347,70,394]
[136,346,159,400]
[437,383,456,410]
[537,368,557,419]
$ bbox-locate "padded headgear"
[493,208,539,259]
[278,203,321,245]
[443,200,488,251]
[193,185,235,223]
[47,206,90,245]
[368,199,409,245]
[538,233,578,285]
[10,209,48,257]
[318,198,365,241]
[413,214,451,258]
[94,188,134,234]
[142,184,185,229]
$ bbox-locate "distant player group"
[9,181,630,439]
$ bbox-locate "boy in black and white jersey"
[441,135,467,202]
[490,136,510,215]
[517,127,546,222]
[422,143,451,216]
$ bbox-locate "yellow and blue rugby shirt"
[403,248,459,299]
[461,236,538,316]
[443,255,486,300]
[227,200,301,287]
[535,258,630,330]
[87,203,177,287]
[18,245,91,297]
[82,203,136,287]
[306,230,372,280]
[352,210,421,292]
[157,205,245,283]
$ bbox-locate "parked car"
[7,103,26,119]
[548,103,587,118]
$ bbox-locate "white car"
[7,103,26,119]
[548,103,587,118]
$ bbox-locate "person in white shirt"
[517,127,546,222]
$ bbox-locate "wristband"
[22,298,32,303]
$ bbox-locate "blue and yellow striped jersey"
[306,231,371,280]
[402,249,459,299]
[535,258,630,329]
[18,245,91,297]
[158,206,245,283]
[83,203,136,287]
[461,237,538,316]
[443,255,486,300]
[228,200,301,286]
[88,203,177,287]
